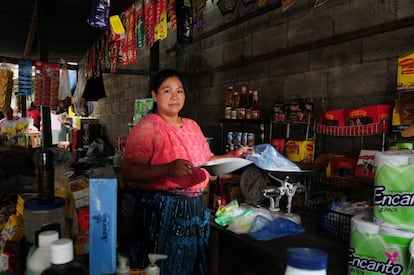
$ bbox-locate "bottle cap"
[50,238,74,264]
[38,230,59,247]
[286,247,327,270]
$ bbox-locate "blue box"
[89,167,117,275]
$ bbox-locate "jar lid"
[287,247,327,270]
[24,197,65,210]
[51,238,74,264]
[38,230,59,247]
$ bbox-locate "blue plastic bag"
[248,215,305,241]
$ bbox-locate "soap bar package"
[89,167,117,275]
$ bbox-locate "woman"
[122,69,251,274]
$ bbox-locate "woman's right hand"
[166,159,194,178]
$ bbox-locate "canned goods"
[236,132,242,145]
[242,132,248,146]
[247,133,255,147]
[224,107,232,119]
[227,132,233,145]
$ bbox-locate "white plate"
[202,158,252,176]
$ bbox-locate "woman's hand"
[166,159,194,178]
[230,146,253,158]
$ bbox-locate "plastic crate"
[321,209,352,241]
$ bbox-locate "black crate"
[321,209,353,241]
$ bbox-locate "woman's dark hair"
[150,69,189,113]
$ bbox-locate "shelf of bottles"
[221,85,265,152]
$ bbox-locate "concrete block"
[309,40,362,71]
[288,10,334,46]
[224,38,244,63]
[269,52,308,76]
[334,0,397,34]
[362,27,414,62]
[237,61,269,82]
[252,24,289,56]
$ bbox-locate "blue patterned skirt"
[133,189,210,275]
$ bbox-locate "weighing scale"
[240,163,322,224]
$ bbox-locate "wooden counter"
[209,209,348,275]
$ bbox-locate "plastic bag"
[248,215,304,241]
[246,143,301,171]
[227,209,272,234]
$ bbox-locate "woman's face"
[152,76,185,116]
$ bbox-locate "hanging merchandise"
[176,0,193,44]
[154,0,168,41]
[121,4,138,65]
[18,59,32,96]
[0,69,13,110]
[58,60,71,101]
[167,0,177,31]
[110,15,126,41]
[281,0,295,12]
[73,60,86,116]
[109,39,121,73]
[192,0,206,30]
[87,0,110,30]
[135,0,146,48]
[144,0,156,48]
[217,0,237,16]
[34,62,60,110]
[314,0,328,7]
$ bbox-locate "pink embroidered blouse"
[124,114,213,194]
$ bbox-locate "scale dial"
[240,166,270,205]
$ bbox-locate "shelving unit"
[219,119,267,153]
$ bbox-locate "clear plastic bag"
[246,143,301,171]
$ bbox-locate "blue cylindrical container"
[284,247,327,275]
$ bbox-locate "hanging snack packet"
[87,0,110,29]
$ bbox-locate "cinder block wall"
[93,0,414,156]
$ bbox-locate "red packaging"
[77,207,89,232]
[321,109,346,126]
[347,104,391,125]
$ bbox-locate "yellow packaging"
[286,139,315,163]
[109,15,125,40]
[1,215,24,242]
[397,52,414,90]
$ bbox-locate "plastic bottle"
[237,85,248,119]
[27,230,59,275]
[116,255,130,275]
[408,238,414,275]
[40,238,88,275]
[224,86,234,119]
[144,253,168,275]
[37,149,54,204]
[251,90,260,119]
[232,91,240,119]
[284,247,327,275]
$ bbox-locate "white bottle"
[144,253,168,275]
[284,247,327,275]
[116,255,130,275]
[27,230,59,275]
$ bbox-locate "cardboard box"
[354,150,379,179]
[397,52,414,91]
[89,167,117,275]
[321,109,346,126]
[347,104,391,125]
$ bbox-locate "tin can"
[227,132,233,145]
[236,132,242,145]
[247,133,255,147]
[242,132,248,146]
